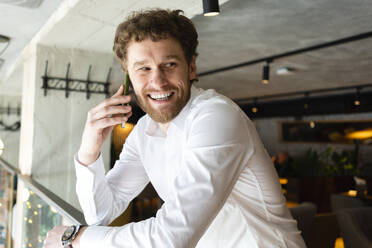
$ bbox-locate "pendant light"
[203,0,220,16]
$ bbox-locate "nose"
[150,67,167,88]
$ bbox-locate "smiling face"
[126,37,196,123]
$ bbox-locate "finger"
[92,105,132,120]
[113,84,124,97]
[90,95,131,116]
[92,115,130,130]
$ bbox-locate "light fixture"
[345,129,372,140]
[304,92,309,110]
[252,98,258,113]
[354,87,361,106]
[345,128,372,169]
[203,0,220,16]
[276,67,295,75]
[309,121,315,129]
[262,61,270,84]
[0,138,4,156]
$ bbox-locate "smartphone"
[121,73,131,128]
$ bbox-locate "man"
[44,9,306,248]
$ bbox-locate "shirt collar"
[145,85,200,137]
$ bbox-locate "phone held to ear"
[121,73,130,128]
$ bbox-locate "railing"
[0,157,85,248]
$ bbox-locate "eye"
[165,62,177,68]
[138,67,151,71]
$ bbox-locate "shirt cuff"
[79,225,112,248]
[74,153,106,189]
[74,153,105,176]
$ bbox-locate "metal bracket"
[0,104,21,131]
[41,61,111,99]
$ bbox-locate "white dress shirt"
[75,86,306,248]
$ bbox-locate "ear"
[188,56,197,81]
[120,63,127,73]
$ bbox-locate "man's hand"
[43,225,67,248]
[78,85,132,166]
[43,225,88,248]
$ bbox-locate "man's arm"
[75,126,149,225]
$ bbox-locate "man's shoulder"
[190,88,245,120]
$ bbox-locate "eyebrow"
[133,55,182,68]
[133,60,148,69]
[165,55,182,61]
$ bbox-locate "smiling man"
[44,9,305,248]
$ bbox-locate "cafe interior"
[0,0,372,247]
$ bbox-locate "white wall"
[19,43,121,210]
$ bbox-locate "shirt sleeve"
[75,124,149,226]
[79,101,255,248]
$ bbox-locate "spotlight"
[304,92,309,109]
[203,0,220,16]
[309,121,315,128]
[252,98,258,113]
[354,88,361,106]
[262,61,270,84]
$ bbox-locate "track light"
[304,92,309,109]
[354,88,361,106]
[203,0,220,16]
[252,98,258,113]
[262,61,270,84]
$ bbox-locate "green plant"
[277,147,357,178]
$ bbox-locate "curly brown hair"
[113,9,199,71]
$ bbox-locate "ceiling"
[0,0,372,102]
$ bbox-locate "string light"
[50,206,58,213]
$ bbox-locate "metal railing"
[0,157,85,226]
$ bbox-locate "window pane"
[20,185,73,248]
[0,165,15,248]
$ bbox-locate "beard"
[134,81,191,123]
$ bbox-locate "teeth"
[150,92,172,100]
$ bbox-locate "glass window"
[0,165,15,248]
[20,185,73,248]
